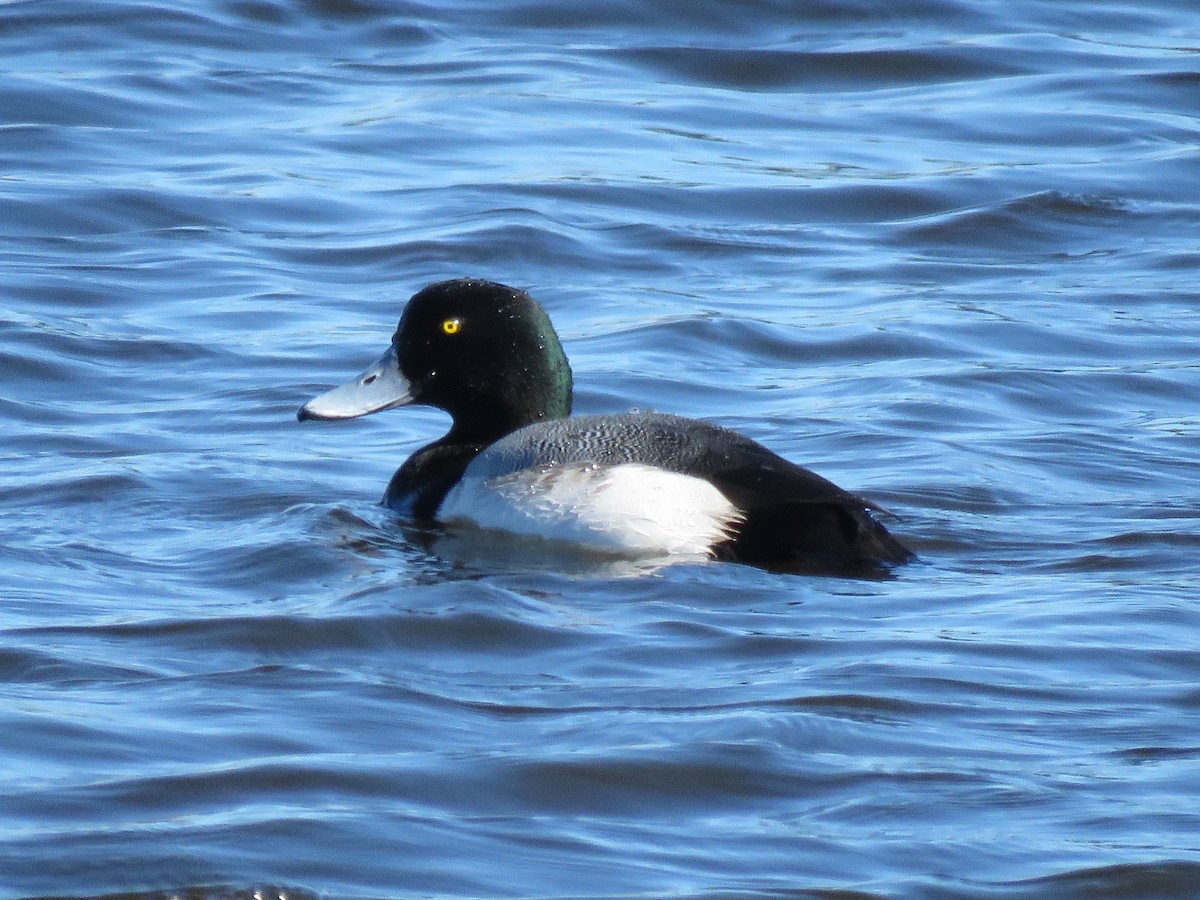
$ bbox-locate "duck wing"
[478,412,912,573]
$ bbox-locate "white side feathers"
[438,461,743,558]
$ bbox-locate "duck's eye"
[441,318,462,336]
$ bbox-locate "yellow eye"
[441,317,462,335]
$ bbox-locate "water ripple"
[4,0,1200,896]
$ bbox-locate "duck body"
[300,279,912,574]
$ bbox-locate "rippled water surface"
[3,1,1200,897]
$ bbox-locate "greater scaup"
[299,278,913,574]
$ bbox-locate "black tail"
[718,501,914,576]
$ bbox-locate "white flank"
[438,462,743,558]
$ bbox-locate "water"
[3,0,1200,897]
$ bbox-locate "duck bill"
[297,346,414,421]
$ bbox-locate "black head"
[394,279,572,440]
[299,279,573,445]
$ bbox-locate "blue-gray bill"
[297,346,413,421]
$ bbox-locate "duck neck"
[444,396,570,448]
[441,341,573,447]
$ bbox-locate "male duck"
[299,278,912,574]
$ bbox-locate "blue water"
[3,1,1200,897]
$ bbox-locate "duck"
[298,278,913,574]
